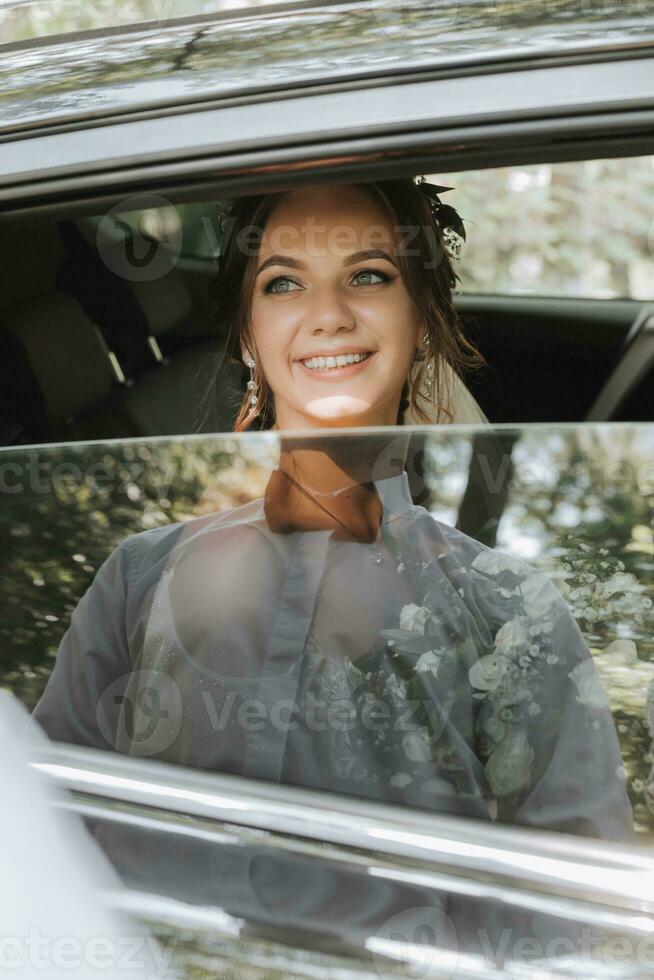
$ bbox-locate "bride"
[34,178,632,842]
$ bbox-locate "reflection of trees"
[501,428,654,836]
[432,157,654,300]
[3,426,653,835]
[0,439,269,712]
[426,425,654,836]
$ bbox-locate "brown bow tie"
[263,468,382,544]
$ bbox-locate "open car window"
[2,153,653,456]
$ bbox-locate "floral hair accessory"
[414,176,466,260]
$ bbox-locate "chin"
[303,394,382,427]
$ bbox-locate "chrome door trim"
[64,791,654,941]
[32,743,654,916]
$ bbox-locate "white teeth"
[301,352,371,370]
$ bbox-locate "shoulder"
[116,496,268,589]
[404,508,529,577]
[418,514,537,584]
[411,512,571,626]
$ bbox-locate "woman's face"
[248,184,422,430]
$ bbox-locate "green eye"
[265,276,300,294]
[352,269,389,286]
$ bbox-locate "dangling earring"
[421,332,435,395]
[245,354,259,413]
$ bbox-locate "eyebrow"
[256,249,398,276]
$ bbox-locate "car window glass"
[429,155,654,300]
[3,424,652,843]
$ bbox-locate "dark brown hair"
[206,178,483,431]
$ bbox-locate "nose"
[308,282,356,335]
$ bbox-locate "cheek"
[251,302,298,371]
[356,292,419,358]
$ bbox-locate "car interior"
[1,165,652,450]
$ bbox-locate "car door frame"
[31,740,654,978]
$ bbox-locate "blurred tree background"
[424,425,654,835]
[430,157,654,300]
[0,437,272,708]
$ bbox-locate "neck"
[263,434,408,541]
[277,433,409,494]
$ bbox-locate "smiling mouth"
[299,351,373,371]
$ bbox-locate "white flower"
[390,772,412,789]
[469,654,511,692]
[399,603,430,634]
[416,650,442,677]
[569,660,609,710]
[596,572,645,600]
[471,550,523,576]
[517,572,558,619]
[494,617,530,656]
[402,727,432,763]
[527,702,542,717]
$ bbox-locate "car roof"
[2,0,654,136]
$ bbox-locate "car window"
[2,424,652,843]
[3,156,652,454]
[429,155,654,300]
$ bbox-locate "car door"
[31,736,654,979]
[3,419,653,978]
[2,5,654,976]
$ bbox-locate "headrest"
[123,266,192,338]
[78,215,192,338]
[2,293,115,427]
